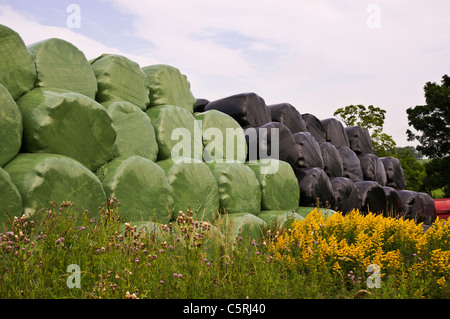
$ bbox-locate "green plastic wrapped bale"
[258,210,303,230]
[16,88,116,172]
[0,84,22,167]
[145,105,203,161]
[27,38,98,99]
[246,159,300,211]
[295,206,337,219]
[157,158,219,222]
[100,156,173,223]
[194,110,247,163]
[206,162,261,215]
[0,167,22,226]
[142,64,196,113]
[218,213,266,241]
[91,54,150,110]
[3,153,106,218]
[107,102,158,161]
[0,24,36,100]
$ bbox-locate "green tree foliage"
[395,147,426,192]
[421,157,450,198]
[333,104,396,155]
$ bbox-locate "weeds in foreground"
[0,199,448,299]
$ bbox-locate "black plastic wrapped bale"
[194,98,209,113]
[244,122,301,169]
[354,181,387,215]
[204,92,271,128]
[320,118,350,148]
[359,154,387,185]
[380,157,406,190]
[302,113,326,144]
[330,177,362,214]
[345,126,373,155]
[397,190,423,222]
[292,132,324,169]
[381,186,402,217]
[268,103,307,133]
[338,146,363,182]
[417,192,437,225]
[295,167,335,208]
[319,142,344,178]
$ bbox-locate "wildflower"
[135,259,139,263]
[178,274,182,278]
[173,273,178,277]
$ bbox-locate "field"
[1,199,448,299]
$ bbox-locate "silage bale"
[295,206,337,219]
[380,157,406,190]
[156,158,219,222]
[381,186,402,217]
[0,24,36,100]
[194,110,247,163]
[91,54,150,110]
[205,92,271,128]
[321,118,350,148]
[0,84,22,167]
[397,190,423,222]
[142,64,196,113]
[206,162,261,215]
[354,181,387,215]
[319,142,344,178]
[417,192,437,225]
[194,98,209,113]
[338,146,363,182]
[27,38,98,99]
[268,103,307,133]
[292,132,324,169]
[258,210,303,230]
[16,88,116,172]
[107,101,158,161]
[0,167,22,225]
[218,213,267,241]
[246,159,299,211]
[145,105,203,161]
[302,113,326,144]
[4,153,106,218]
[100,156,173,223]
[330,177,362,214]
[295,167,335,208]
[345,126,373,156]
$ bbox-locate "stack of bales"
[0,24,435,237]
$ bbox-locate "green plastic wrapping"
[206,162,261,215]
[0,84,22,167]
[258,210,303,230]
[0,24,36,100]
[145,105,203,161]
[246,159,300,211]
[3,153,106,218]
[16,88,116,172]
[27,38,98,99]
[295,206,337,219]
[0,167,22,225]
[100,156,174,223]
[91,54,150,110]
[156,158,219,222]
[218,213,266,241]
[107,101,158,161]
[194,110,247,163]
[142,64,196,113]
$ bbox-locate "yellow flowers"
[269,208,449,295]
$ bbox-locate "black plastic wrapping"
[397,190,423,222]
[359,154,387,186]
[338,146,363,182]
[244,122,301,169]
[302,113,326,144]
[320,118,350,148]
[345,126,374,155]
[319,142,344,178]
[380,157,406,190]
[354,181,387,215]
[330,177,362,214]
[205,92,271,128]
[194,98,209,113]
[381,186,402,216]
[417,192,437,225]
[295,167,335,208]
[292,132,324,169]
[268,103,307,133]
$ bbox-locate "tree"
[406,74,450,159]
[395,147,426,192]
[420,156,450,198]
[333,104,396,155]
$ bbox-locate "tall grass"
[0,199,448,299]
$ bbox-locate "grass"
[0,199,448,299]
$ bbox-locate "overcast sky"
[1,0,449,146]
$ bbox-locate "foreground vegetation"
[0,199,448,299]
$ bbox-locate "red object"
[435,198,450,220]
